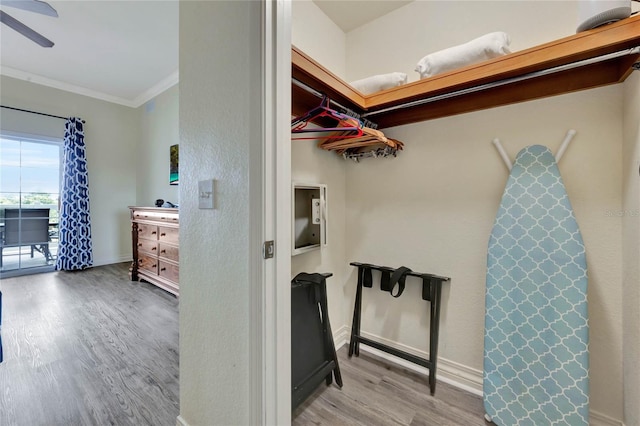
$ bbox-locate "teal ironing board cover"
[484,145,589,425]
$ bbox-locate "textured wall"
[622,71,640,426]
[178,1,261,424]
[0,75,138,265]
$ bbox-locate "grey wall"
[622,71,640,426]
[137,84,179,207]
[0,75,138,265]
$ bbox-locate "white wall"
[178,1,262,424]
[136,83,179,206]
[293,0,627,422]
[622,71,640,426]
[292,139,349,341]
[0,75,138,266]
[345,86,624,419]
[344,1,624,420]
[346,1,578,83]
[292,0,347,79]
[291,0,351,344]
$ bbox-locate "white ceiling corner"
[312,0,413,33]
[1,0,410,106]
[0,0,179,109]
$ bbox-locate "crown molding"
[1,66,178,108]
[132,71,179,107]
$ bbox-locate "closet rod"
[362,46,640,118]
[292,78,353,113]
[1,105,68,121]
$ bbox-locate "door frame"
[0,131,62,278]
[251,0,292,424]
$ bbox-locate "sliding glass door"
[0,134,62,277]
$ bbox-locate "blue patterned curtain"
[55,118,93,270]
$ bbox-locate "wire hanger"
[291,96,364,140]
[291,95,405,161]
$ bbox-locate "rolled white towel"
[349,72,408,95]
[415,32,511,79]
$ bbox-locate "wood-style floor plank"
[0,263,179,426]
[2,263,487,425]
[294,348,487,426]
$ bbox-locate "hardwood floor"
[0,262,486,426]
[0,263,179,426]
[293,348,488,426]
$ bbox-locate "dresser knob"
[160,267,166,271]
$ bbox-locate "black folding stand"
[348,262,450,395]
[291,272,342,411]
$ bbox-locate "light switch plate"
[198,179,214,209]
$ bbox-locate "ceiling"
[0,0,178,108]
[0,0,409,108]
[313,0,412,33]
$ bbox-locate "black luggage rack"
[348,262,450,395]
[291,272,342,410]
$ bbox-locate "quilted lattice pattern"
[484,145,589,426]
[55,118,93,271]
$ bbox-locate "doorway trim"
[250,0,292,424]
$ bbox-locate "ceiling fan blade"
[0,10,54,47]
[0,0,58,17]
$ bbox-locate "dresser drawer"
[137,239,158,255]
[138,254,158,274]
[159,261,179,283]
[133,210,179,224]
[159,243,179,262]
[130,206,179,297]
[137,224,158,240]
[158,226,179,244]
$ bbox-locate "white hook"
[555,129,577,163]
[492,138,513,171]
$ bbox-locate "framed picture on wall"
[170,144,179,185]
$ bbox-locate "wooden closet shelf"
[292,14,640,129]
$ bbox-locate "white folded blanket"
[349,72,408,95]
[415,32,511,79]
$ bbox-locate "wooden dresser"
[129,206,179,297]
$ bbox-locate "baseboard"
[341,328,483,396]
[176,415,189,426]
[333,324,350,349]
[337,328,622,425]
[590,410,624,426]
[92,255,131,267]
